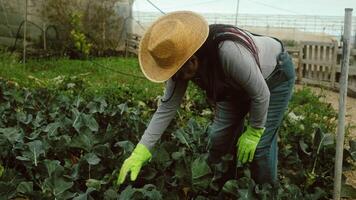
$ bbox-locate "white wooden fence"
[126,35,356,97]
[294,41,356,96]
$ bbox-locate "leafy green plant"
[70,13,93,58]
[41,0,124,56]
[0,79,355,199]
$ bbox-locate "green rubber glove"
[117,143,152,185]
[237,125,265,164]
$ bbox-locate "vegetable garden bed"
[0,76,355,199]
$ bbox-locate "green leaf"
[26,129,42,140]
[254,183,273,200]
[195,196,209,200]
[58,191,76,200]
[235,177,255,199]
[98,97,108,113]
[174,162,188,179]
[73,187,95,200]
[119,185,135,200]
[83,114,99,132]
[43,176,74,197]
[0,181,16,199]
[15,156,30,161]
[118,103,128,115]
[0,127,23,144]
[322,134,334,146]
[222,180,239,198]
[312,128,334,155]
[70,131,98,152]
[174,129,191,149]
[86,102,98,114]
[84,153,100,165]
[70,164,80,180]
[114,141,134,154]
[72,108,84,133]
[33,112,45,128]
[141,167,158,180]
[341,183,356,199]
[138,184,162,200]
[118,184,162,200]
[85,179,105,190]
[104,189,118,200]
[299,139,311,156]
[305,187,327,200]
[349,140,356,160]
[89,96,107,114]
[191,156,212,190]
[73,95,84,108]
[187,118,203,140]
[16,181,33,194]
[43,159,63,177]
[171,150,185,160]
[44,122,61,137]
[27,140,46,166]
[153,145,171,168]
[93,143,113,158]
[16,112,33,124]
[220,176,256,199]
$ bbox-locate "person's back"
[117,11,296,198]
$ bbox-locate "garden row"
[0,77,355,199]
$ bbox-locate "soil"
[294,84,356,188]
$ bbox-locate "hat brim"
[139,11,209,83]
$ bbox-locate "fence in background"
[297,41,338,87]
[289,41,356,96]
[125,33,141,57]
[134,12,356,44]
[126,33,356,96]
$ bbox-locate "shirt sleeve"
[139,78,188,150]
[218,41,270,128]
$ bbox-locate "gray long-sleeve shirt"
[139,34,282,150]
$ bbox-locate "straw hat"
[139,11,209,83]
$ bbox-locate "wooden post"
[23,0,28,64]
[298,43,304,83]
[234,0,240,26]
[331,40,338,88]
[333,8,353,200]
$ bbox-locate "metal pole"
[333,8,353,200]
[128,0,134,34]
[234,0,240,26]
[354,28,356,48]
[23,0,28,64]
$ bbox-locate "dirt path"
[295,84,356,187]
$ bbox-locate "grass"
[0,51,165,100]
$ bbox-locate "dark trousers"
[207,51,296,188]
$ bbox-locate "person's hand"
[237,125,265,164]
[117,144,152,185]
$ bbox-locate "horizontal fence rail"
[127,33,356,97]
[125,33,141,57]
[134,12,356,41]
[289,41,356,96]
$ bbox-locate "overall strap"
[211,25,261,70]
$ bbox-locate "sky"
[133,0,356,16]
